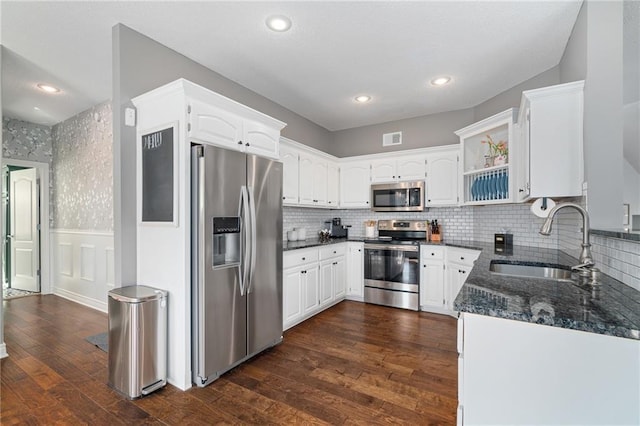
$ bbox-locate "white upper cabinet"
[188,99,244,150]
[370,156,426,183]
[516,81,584,201]
[456,109,518,206]
[340,160,371,208]
[425,149,459,206]
[327,162,340,207]
[184,81,285,160]
[243,120,280,159]
[280,143,299,205]
[281,138,337,208]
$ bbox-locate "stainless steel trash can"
[108,285,168,399]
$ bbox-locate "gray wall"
[329,108,473,157]
[51,102,113,230]
[558,1,623,229]
[329,65,562,158]
[112,24,334,286]
[473,66,560,122]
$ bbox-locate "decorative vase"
[494,154,507,166]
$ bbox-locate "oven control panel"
[378,220,427,231]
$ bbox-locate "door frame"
[2,159,50,294]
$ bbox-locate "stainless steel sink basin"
[489,261,573,282]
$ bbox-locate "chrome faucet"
[539,202,594,269]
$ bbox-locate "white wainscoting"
[50,229,114,313]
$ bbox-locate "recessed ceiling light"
[266,15,292,32]
[37,83,60,93]
[355,95,371,103]
[34,106,41,111]
[430,76,451,86]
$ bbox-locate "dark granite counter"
[283,237,359,251]
[453,243,640,340]
[591,228,640,242]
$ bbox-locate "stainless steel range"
[363,220,428,311]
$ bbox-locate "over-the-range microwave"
[370,180,425,212]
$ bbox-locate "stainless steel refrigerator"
[191,144,283,387]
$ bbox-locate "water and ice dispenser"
[212,217,241,268]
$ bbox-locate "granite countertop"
[283,237,360,251]
[453,242,640,340]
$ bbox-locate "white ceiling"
[1,1,582,131]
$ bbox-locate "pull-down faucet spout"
[539,202,594,268]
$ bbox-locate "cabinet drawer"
[421,246,445,260]
[319,243,346,260]
[447,247,479,267]
[283,248,319,269]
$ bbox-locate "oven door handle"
[364,244,419,252]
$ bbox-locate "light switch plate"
[125,108,136,127]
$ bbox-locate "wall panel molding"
[51,229,114,312]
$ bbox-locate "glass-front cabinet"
[455,108,518,205]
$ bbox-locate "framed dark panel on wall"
[139,123,179,225]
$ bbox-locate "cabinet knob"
[238,141,243,145]
[428,199,431,202]
[302,257,306,260]
[358,249,361,252]
[423,265,426,268]
[245,142,250,147]
[398,176,401,179]
[366,201,369,204]
[333,251,337,254]
[431,253,435,256]
[282,196,285,200]
[393,175,396,179]
[460,257,465,260]
[518,188,524,193]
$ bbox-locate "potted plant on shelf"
[482,135,508,167]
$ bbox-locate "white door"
[9,168,40,292]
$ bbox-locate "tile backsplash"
[284,203,557,247]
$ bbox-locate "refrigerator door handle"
[239,185,251,296]
[247,186,258,293]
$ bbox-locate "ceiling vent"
[382,131,402,147]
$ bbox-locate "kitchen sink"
[489,261,574,282]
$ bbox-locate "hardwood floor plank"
[1,296,458,425]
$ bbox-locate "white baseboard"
[0,342,8,359]
[54,287,107,313]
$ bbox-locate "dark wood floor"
[1,295,458,425]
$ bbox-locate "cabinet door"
[347,243,364,297]
[319,260,334,308]
[327,162,340,207]
[280,144,299,205]
[420,261,445,308]
[397,156,426,181]
[426,151,459,206]
[283,267,303,330]
[188,100,243,150]
[243,120,280,159]
[340,161,371,208]
[312,158,328,206]
[298,153,315,205]
[333,258,347,299]
[370,159,397,183]
[303,266,320,314]
[446,262,471,310]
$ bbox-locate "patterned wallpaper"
[2,117,53,164]
[51,102,113,231]
[2,117,55,226]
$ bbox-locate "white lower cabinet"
[283,243,347,330]
[346,242,364,300]
[458,313,640,425]
[419,246,446,311]
[420,246,479,315]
